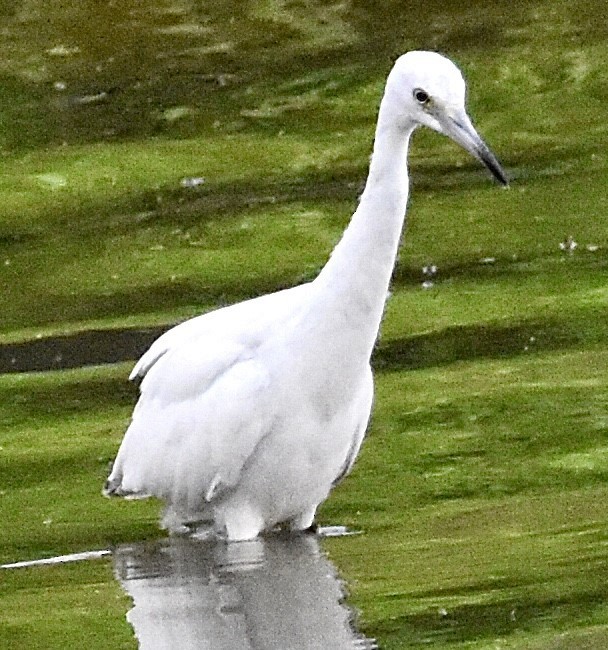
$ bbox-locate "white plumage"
[104,51,507,541]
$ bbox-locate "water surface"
[113,532,376,650]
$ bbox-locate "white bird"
[104,51,507,541]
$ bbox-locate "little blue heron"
[104,51,508,541]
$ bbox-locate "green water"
[1,1,607,648]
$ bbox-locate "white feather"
[105,51,506,540]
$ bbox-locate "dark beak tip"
[484,164,509,187]
[480,152,509,187]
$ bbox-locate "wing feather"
[109,282,314,509]
[130,283,311,382]
[110,336,274,509]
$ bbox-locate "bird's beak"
[432,106,509,186]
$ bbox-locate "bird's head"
[385,50,508,185]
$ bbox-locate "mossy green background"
[1,1,607,648]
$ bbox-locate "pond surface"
[1,529,377,649]
[113,531,376,650]
[0,0,385,152]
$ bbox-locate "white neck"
[310,98,416,362]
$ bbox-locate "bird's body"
[105,51,507,540]
[114,281,374,539]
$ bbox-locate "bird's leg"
[161,506,191,535]
[221,503,265,541]
[289,505,318,532]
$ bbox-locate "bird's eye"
[413,88,429,104]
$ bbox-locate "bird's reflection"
[113,531,376,649]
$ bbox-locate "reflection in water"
[113,533,377,650]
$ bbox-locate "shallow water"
[113,532,376,650]
[1,528,376,648]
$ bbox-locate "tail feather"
[103,477,151,499]
[103,465,150,499]
[102,475,125,497]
